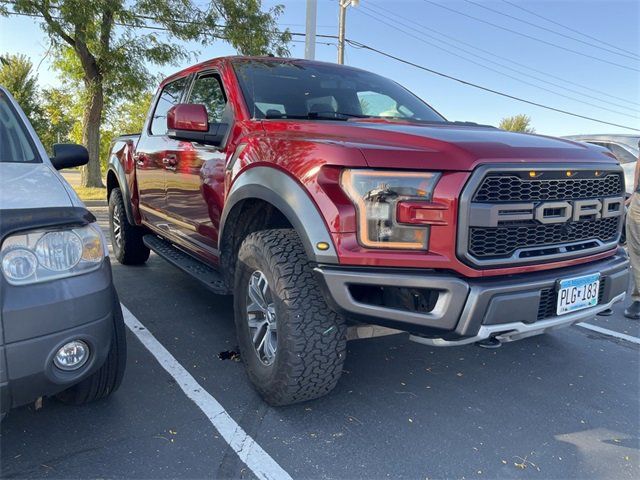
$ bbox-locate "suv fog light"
[54,340,89,371]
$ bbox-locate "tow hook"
[476,337,502,349]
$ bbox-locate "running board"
[143,235,230,295]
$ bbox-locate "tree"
[0,53,44,129]
[0,53,80,154]
[39,87,82,153]
[4,1,290,187]
[499,114,535,133]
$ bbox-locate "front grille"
[459,166,624,267]
[537,277,607,320]
[474,173,623,202]
[469,217,619,259]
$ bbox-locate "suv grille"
[474,174,623,202]
[459,167,624,267]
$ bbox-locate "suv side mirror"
[167,104,228,147]
[51,144,89,170]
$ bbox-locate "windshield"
[232,59,446,122]
[0,90,39,163]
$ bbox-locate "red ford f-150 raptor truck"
[107,57,629,405]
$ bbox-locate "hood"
[261,120,618,171]
[0,162,74,210]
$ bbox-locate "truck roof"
[160,55,368,87]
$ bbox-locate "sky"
[0,0,638,137]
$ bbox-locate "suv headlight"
[340,169,440,250]
[1,224,106,285]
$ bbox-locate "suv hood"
[0,163,74,210]
[262,120,617,171]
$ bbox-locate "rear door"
[164,71,231,255]
[135,76,190,227]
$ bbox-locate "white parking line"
[120,304,293,480]
[577,322,640,345]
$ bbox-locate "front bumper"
[315,250,629,346]
[0,259,115,413]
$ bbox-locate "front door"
[164,72,230,256]
[136,76,189,228]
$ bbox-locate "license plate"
[556,273,600,316]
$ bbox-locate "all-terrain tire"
[234,229,347,405]
[57,289,127,405]
[109,188,150,265]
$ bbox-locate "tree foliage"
[39,87,82,153]
[499,114,535,133]
[0,53,44,128]
[3,1,291,187]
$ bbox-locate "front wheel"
[234,229,346,406]
[108,188,149,265]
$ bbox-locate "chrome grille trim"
[457,163,625,268]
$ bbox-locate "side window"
[150,77,188,135]
[188,74,227,124]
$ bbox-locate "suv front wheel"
[234,229,346,405]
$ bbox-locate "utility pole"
[305,0,318,60]
[337,0,359,64]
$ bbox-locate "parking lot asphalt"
[2,206,639,479]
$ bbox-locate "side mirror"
[167,104,228,147]
[51,144,89,170]
[167,103,209,132]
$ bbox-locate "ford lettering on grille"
[457,166,625,267]
[469,197,624,228]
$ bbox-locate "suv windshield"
[233,59,446,123]
[0,90,39,163]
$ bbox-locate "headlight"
[340,169,440,250]
[1,224,105,285]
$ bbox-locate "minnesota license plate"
[556,273,600,316]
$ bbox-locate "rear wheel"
[109,188,149,265]
[57,289,127,405]
[234,229,347,405]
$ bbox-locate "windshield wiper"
[308,111,371,119]
[264,112,370,121]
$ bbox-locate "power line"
[358,6,639,118]
[3,8,638,131]
[345,39,640,132]
[423,0,639,72]
[501,0,639,58]
[365,2,640,107]
[462,0,639,60]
